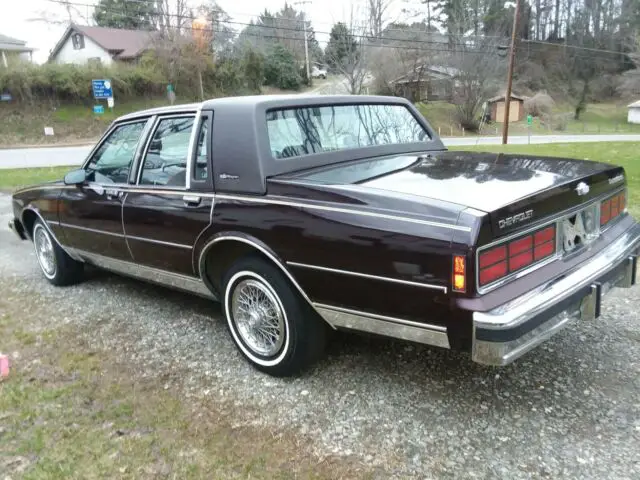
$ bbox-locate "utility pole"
[295,0,312,83]
[501,0,520,145]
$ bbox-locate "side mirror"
[63,169,88,185]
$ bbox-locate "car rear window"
[266,104,430,160]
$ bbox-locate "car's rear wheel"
[32,220,84,286]
[222,256,328,377]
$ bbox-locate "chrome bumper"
[472,222,640,366]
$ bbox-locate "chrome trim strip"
[185,105,204,191]
[58,222,124,238]
[81,117,153,170]
[314,303,450,349]
[71,249,216,300]
[13,185,77,195]
[197,235,334,328]
[121,192,136,260]
[135,112,197,187]
[126,234,192,250]
[287,261,448,293]
[58,221,190,249]
[215,194,471,232]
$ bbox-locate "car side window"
[194,118,208,181]
[139,116,195,187]
[86,121,147,184]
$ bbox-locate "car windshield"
[266,104,430,160]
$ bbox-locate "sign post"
[527,114,533,144]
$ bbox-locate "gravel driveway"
[1,192,639,479]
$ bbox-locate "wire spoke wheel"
[33,225,56,278]
[231,278,285,357]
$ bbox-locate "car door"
[122,112,214,276]
[58,118,151,260]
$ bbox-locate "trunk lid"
[357,151,625,236]
[276,150,626,237]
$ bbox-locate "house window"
[72,33,85,50]
[88,57,102,67]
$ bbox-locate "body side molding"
[69,249,216,300]
[314,303,450,349]
[287,261,448,292]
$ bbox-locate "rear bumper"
[472,221,640,366]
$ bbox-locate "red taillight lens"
[478,224,556,288]
[600,190,626,227]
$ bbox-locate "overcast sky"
[1,0,419,63]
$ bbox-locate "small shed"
[627,100,640,124]
[487,93,526,123]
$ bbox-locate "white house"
[0,33,34,67]
[628,101,640,124]
[48,23,157,66]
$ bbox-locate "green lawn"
[0,98,170,147]
[458,142,640,217]
[417,100,640,137]
[0,166,72,191]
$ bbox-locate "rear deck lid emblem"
[575,182,590,196]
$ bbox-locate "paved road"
[2,192,639,479]
[1,134,639,170]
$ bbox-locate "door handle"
[183,194,201,206]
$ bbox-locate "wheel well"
[202,240,271,295]
[21,210,38,239]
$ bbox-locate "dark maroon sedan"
[9,95,640,376]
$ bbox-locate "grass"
[0,166,72,191]
[0,98,171,147]
[417,100,640,137]
[457,142,640,217]
[0,296,372,479]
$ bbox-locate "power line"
[45,0,631,57]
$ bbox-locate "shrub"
[524,92,555,117]
[264,44,302,91]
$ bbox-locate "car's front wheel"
[222,256,328,377]
[32,220,84,286]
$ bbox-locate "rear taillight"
[600,190,626,227]
[453,255,466,292]
[478,224,556,288]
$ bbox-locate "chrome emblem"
[608,174,624,185]
[498,209,533,229]
[575,182,590,196]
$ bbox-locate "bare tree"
[367,0,392,38]
[448,36,506,130]
[325,5,371,94]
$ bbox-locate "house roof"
[627,100,640,108]
[49,23,158,61]
[391,65,460,84]
[0,33,34,52]
[487,93,526,103]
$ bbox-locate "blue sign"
[92,79,113,99]
[0,93,11,102]
[93,105,105,115]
